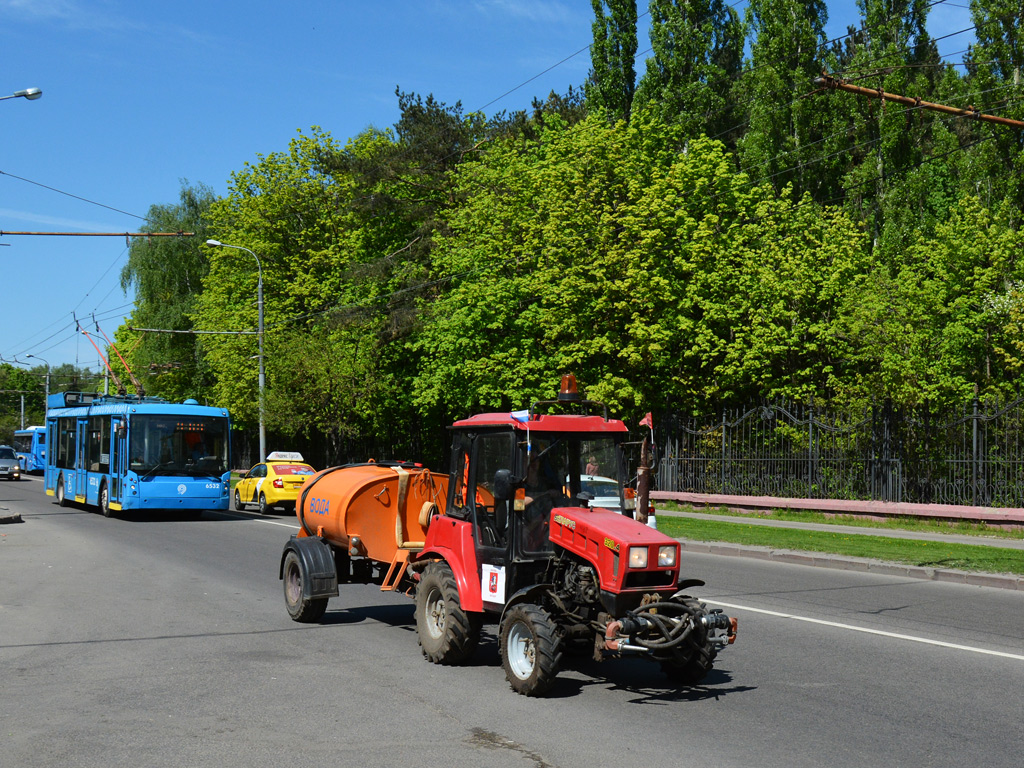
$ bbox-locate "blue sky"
[0,0,974,374]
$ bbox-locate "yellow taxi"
[234,451,316,514]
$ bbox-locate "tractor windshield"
[518,434,627,554]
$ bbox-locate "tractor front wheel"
[415,562,480,664]
[499,603,562,697]
[660,597,718,686]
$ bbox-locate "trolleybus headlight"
[658,545,677,567]
[628,546,648,569]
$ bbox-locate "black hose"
[626,600,701,651]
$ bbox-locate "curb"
[676,539,1024,591]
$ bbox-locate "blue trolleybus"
[44,391,231,516]
[13,426,46,473]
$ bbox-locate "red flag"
[639,412,652,428]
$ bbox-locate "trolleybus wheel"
[99,482,114,518]
[56,476,69,507]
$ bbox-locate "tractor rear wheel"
[282,550,328,623]
[499,603,562,697]
[415,562,480,664]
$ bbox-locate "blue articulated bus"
[44,391,231,517]
[13,426,46,473]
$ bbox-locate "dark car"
[0,445,22,481]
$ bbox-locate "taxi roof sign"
[267,451,304,461]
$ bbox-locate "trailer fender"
[279,534,339,600]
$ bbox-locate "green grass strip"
[657,515,1024,576]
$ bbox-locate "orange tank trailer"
[295,463,448,567]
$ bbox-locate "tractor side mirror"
[492,469,519,501]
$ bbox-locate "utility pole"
[814,74,1024,130]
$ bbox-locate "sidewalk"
[652,505,1024,591]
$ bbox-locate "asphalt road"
[2,477,1022,768]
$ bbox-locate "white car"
[578,474,623,512]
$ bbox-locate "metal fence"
[657,396,1024,508]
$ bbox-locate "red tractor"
[280,376,736,696]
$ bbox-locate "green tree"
[633,0,743,140]
[415,114,867,418]
[735,0,829,199]
[586,0,639,124]
[834,196,1024,406]
[963,0,1024,221]
[118,182,218,401]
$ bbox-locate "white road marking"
[219,510,301,529]
[708,599,1024,661]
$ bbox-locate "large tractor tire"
[499,603,563,697]
[415,562,481,664]
[282,550,328,623]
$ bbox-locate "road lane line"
[250,517,301,529]
[215,510,301,529]
[708,599,1024,661]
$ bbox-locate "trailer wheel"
[56,475,69,507]
[282,550,328,622]
[415,562,480,664]
[233,489,245,511]
[499,603,562,697]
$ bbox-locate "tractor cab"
[445,376,636,597]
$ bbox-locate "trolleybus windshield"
[129,414,229,476]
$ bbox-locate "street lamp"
[0,88,42,102]
[26,354,49,411]
[206,239,265,462]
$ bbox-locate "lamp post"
[0,88,42,102]
[26,354,49,413]
[206,240,265,462]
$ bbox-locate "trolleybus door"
[110,417,126,506]
[75,417,89,502]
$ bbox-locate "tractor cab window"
[471,432,513,549]
[518,434,628,554]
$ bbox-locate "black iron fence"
[657,396,1024,508]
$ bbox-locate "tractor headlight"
[628,546,648,569]
[658,545,677,567]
